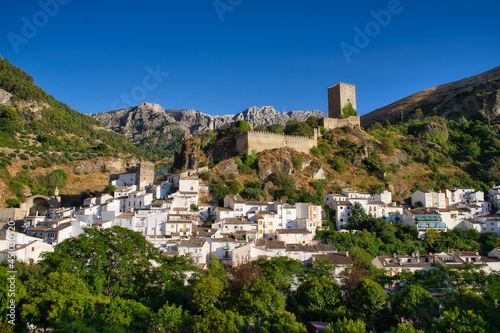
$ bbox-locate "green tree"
[284,120,314,138]
[391,324,425,333]
[150,302,185,333]
[267,124,284,134]
[257,311,307,333]
[392,284,439,330]
[227,180,244,195]
[103,184,116,196]
[326,318,367,333]
[191,275,224,313]
[22,272,94,331]
[5,198,19,208]
[41,226,193,304]
[348,202,368,230]
[101,297,152,332]
[256,257,303,294]
[291,276,342,322]
[232,120,252,135]
[306,116,320,128]
[331,156,346,174]
[430,307,490,333]
[193,308,244,333]
[239,277,286,319]
[292,156,302,170]
[350,278,387,321]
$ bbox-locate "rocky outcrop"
[70,156,139,175]
[361,66,500,128]
[92,104,326,143]
[0,89,12,105]
[417,120,449,140]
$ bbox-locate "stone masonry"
[235,128,318,155]
[328,82,357,118]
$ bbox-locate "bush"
[267,124,284,134]
[199,171,211,182]
[284,120,314,138]
[292,156,302,170]
[5,198,20,208]
[331,156,346,174]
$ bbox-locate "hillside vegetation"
[176,111,499,205]
[0,59,140,156]
[0,59,145,205]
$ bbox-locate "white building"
[402,208,447,237]
[178,238,210,266]
[25,220,87,245]
[489,185,500,210]
[275,228,314,244]
[411,190,447,209]
[111,172,137,187]
[0,239,54,263]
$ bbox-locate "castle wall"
[235,129,318,155]
[0,208,28,222]
[320,116,360,130]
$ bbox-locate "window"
[259,230,262,234]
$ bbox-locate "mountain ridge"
[361,66,500,128]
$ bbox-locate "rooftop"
[276,228,312,234]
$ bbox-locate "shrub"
[6,198,20,208]
[331,156,346,174]
[292,156,302,170]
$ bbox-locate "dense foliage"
[2,226,500,332]
[369,111,500,189]
[317,203,499,257]
[0,58,142,160]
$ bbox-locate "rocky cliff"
[92,104,326,142]
[361,66,500,128]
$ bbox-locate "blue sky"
[1,0,499,116]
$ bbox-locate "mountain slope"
[361,66,500,128]
[0,58,141,157]
[92,104,326,159]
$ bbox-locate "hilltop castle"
[320,82,361,130]
[235,82,361,155]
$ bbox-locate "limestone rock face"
[71,157,139,174]
[383,152,408,167]
[417,120,449,140]
[0,89,12,105]
[92,104,326,143]
[258,156,294,181]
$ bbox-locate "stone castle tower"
[328,82,356,118]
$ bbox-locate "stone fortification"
[235,129,318,155]
[328,82,357,118]
[320,115,361,130]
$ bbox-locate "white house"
[0,240,54,263]
[402,208,447,237]
[411,190,447,209]
[178,238,210,266]
[489,185,500,210]
[275,228,314,244]
[476,212,500,235]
